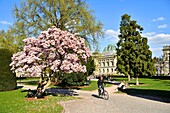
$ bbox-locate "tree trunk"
[35,76,51,98]
[128,74,131,81]
[39,69,45,83]
[42,78,51,92]
[136,75,139,85]
[39,75,43,83]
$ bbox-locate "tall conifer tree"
[116,14,156,85]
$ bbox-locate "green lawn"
[17,78,39,86]
[17,78,112,91]
[114,77,170,91]
[0,89,76,113]
[81,81,112,91]
[114,77,170,100]
[130,78,170,91]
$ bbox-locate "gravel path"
[18,83,170,113]
[17,83,37,90]
[60,85,170,113]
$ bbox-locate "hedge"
[0,49,16,91]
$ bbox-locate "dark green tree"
[0,49,16,91]
[12,0,103,50]
[116,14,156,85]
[85,56,95,77]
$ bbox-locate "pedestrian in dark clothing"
[97,76,105,96]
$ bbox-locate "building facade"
[93,44,119,76]
[162,46,170,75]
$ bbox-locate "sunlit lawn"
[81,81,112,91]
[0,89,76,113]
[18,77,170,91]
[17,78,112,91]
[113,77,170,91]
[17,78,39,86]
[114,77,170,99]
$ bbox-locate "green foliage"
[12,0,103,50]
[0,49,16,91]
[116,14,156,79]
[81,81,98,91]
[58,72,86,86]
[85,56,95,76]
[57,56,95,86]
[0,29,23,53]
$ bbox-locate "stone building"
[93,44,119,76]
[162,46,170,75]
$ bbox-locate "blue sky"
[0,0,170,57]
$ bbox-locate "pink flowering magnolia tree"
[10,26,91,93]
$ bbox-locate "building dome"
[102,44,116,55]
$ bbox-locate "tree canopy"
[10,26,91,93]
[116,14,156,84]
[10,26,91,76]
[11,0,103,51]
[0,28,25,53]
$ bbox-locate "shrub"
[56,56,95,87]
[0,49,16,91]
[58,72,86,86]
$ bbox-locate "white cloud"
[149,48,163,57]
[104,29,119,40]
[0,21,12,25]
[100,29,170,57]
[143,32,170,57]
[142,32,170,57]
[142,32,156,36]
[143,32,170,44]
[157,24,168,29]
[152,17,165,21]
[150,48,162,52]
[104,29,170,45]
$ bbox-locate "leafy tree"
[85,56,95,77]
[0,30,16,53]
[0,28,25,53]
[12,0,103,50]
[92,51,102,75]
[0,49,16,91]
[10,26,91,95]
[57,72,85,86]
[116,14,156,85]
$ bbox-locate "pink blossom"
[10,26,91,77]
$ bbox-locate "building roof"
[102,44,116,55]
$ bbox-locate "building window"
[103,69,105,73]
[111,68,114,72]
[99,69,101,73]
[107,62,109,66]
[111,61,114,66]
[103,62,105,67]
[107,69,109,73]
[99,62,101,67]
